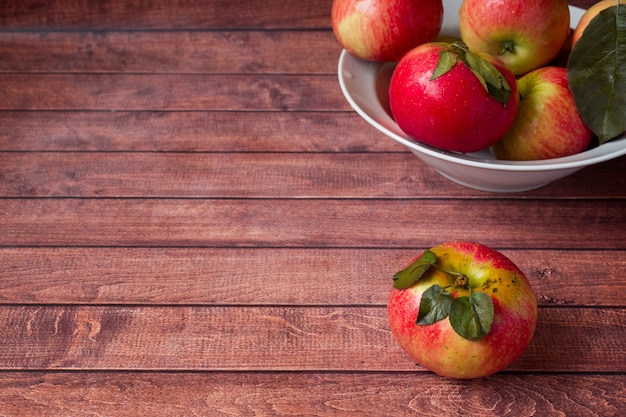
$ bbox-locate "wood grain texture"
[0,74,348,111]
[1,372,624,416]
[0,0,601,30]
[0,0,622,414]
[0,0,334,30]
[0,248,624,307]
[0,31,341,74]
[0,111,404,152]
[1,152,625,198]
[1,199,624,249]
[0,305,624,372]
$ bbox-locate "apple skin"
[491,66,594,161]
[459,0,570,75]
[548,28,574,67]
[388,42,519,153]
[572,0,626,45]
[387,242,538,379]
[331,0,443,62]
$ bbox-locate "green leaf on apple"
[393,249,437,289]
[449,291,494,341]
[394,249,496,341]
[463,50,511,105]
[430,42,511,105]
[431,50,458,80]
[567,5,626,144]
[416,284,453,325]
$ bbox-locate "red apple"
[331,0,444,62]
[387,242,538,379]
[388,42,519,153]
[572,0,626,45]
[548,28,574,67]
[491,66,594,161]
[459,0,571,75]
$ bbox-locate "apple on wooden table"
[459,0,571,75]
[388,41,519,153]
[387,242,538,379]
[491,66,594,161]
[331,0,444,62]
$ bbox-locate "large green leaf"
[567,4,626,143]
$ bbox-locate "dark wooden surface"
[1,0,625,415]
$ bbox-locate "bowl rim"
[337,5,626,173]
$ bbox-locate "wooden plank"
[0,74,347,111]
[0,111,403,152]
[0,199,624,249]
[0,248,624,307]
[0,152,440,198]
[0,152,625,199]
[0,305,623,372]
[0,0,334,30]
[0,0,600,30]
[0,372,623,416]
[0,31,340,74]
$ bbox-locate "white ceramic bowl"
[338,0,626,192]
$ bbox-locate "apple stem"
[455,274,469,288]
[429,264,470,289]
[431,263,464,278]
[500,40,516,56]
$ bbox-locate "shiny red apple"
[331,0,443,62]
[388,42,519,153]
[387,242,538,379]
[491,66,594,161]
[459,0,571,75]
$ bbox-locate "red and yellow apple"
[331,0,444,62]
[388,42,519,153]
[387,242,538,379]
[572,0,626,44]
[549,28,574,67]
[459,0,571,75]
[491,66,594,161]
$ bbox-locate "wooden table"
[0,0,624,415]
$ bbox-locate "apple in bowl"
[459,0,571,75]
[491,66,594,161]
[331,0,444,62]
[572,0,626,45]
[388,41,519,153]
[336,0,626,192]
